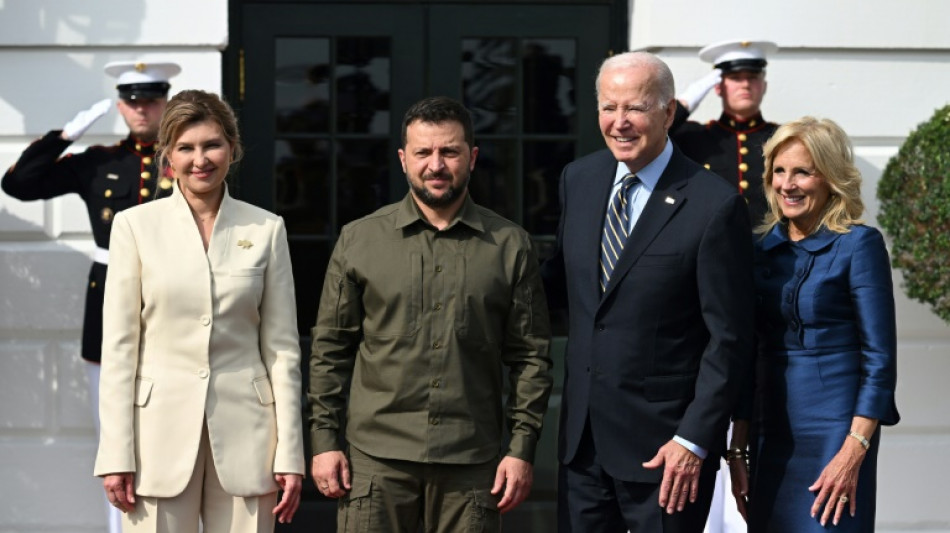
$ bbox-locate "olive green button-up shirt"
[309,193,553,464]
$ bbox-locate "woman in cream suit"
[94,90,305,532]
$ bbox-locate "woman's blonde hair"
[155,90,243,173]
[758,116,864,236]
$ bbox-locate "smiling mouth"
[192,169,215,178]
[782,194,805,204]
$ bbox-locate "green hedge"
[877,105,950,324]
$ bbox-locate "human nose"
[428,154,445,173]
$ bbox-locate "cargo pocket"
[467,488,500,533]
[134,377,154,407]
[338,474,375,532]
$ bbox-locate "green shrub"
[877,105,950,323]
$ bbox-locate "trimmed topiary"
[877,104,950,323]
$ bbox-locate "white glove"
[677,69,722,112]
[62,98,113,141]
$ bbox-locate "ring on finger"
[839,495,849,504]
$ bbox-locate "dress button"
[142,156,152,165]
[597,324,605,331]
[434,303,442,311]
[141,171,152,180]
[200,315,211,326]
[739,180,749,190]
[140,187,150,198]
[738,133,748,142]
[431,379,441,388]
[430,418,440,426]
[104,189,113,198]
[435,265,443,273]
[738,162,749,172]
[740,147,749,155]
[90,281,97,288]
[197,369,209,378]
[432,341,441,349]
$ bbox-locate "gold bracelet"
[848,431,870,450]
[724,447,749,463]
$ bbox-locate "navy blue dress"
[748,225,900,532]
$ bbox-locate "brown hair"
[155,89,243,172]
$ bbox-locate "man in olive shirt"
[308,96,553,532]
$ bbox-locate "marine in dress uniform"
[1,58,180,533]
[670,40,779,227]
[1,60,181,363]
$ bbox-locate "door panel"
[242,3,424,334]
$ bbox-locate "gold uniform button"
[141,171,152,180]
[738,133,748,142]
[729,119,736,127]
[101,207,114,222]
[135,143,142,151]
[104,189,113,198]
[704,163,711,170]
[738,163,749,172]
[90,281,97,288]
[142,157,152,165]
[739,180,749,190]
[160,178,173,190]
[739,147,749,155]
[140,187,150,197]
[749,119,757,127]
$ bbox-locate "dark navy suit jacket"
[543,146,756,483]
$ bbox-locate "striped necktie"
[600,173,639,292]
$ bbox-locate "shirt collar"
[716,112,769,132]
[614,137,673,191]
[393,192,485,234]
[761,224,842,253]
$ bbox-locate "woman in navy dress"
[726,117,899,531]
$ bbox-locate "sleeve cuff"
[673,435,708,460]
[506,433,538,464]
[311,428,342,455]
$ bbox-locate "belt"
[92,247,109,265]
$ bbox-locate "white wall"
[632,1,950,531]
[0,1,226,531]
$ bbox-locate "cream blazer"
[94,183,304,498]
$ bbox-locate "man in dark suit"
[543,51,755,532]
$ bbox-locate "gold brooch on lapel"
[665,196,676,205]
[237,239,253,249]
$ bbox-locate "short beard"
[408,172,469,208]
